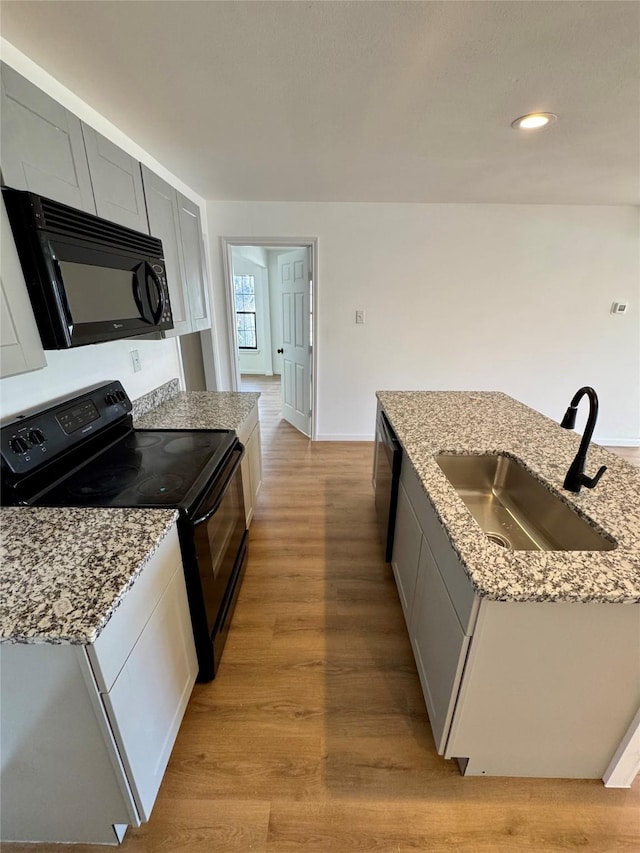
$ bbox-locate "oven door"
[190,446,246,645]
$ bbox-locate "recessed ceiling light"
[511,112,558,130]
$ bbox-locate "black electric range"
[0,380,248,681]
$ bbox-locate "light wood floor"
[7,376,639,852]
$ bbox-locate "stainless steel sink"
[435,453,615,552]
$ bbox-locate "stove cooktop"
[35,428,235,510]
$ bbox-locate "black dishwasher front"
[374,409,402,562]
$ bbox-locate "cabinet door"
[248,422,263,508]
[102,565,197,821]
[240,452,254,527]
[391,482,422,625]
[239,407,261,527]
[0,63,95,213]
[0,197,46,378]
[82,124,149,232]
[177,193,211,331]
[141,165,190,336]
[410,540,470,753]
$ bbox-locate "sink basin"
[434,454,615,552]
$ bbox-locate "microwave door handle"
[134,263,164,324]
[132,264,146,318]
[51,258,74,337]
[147,266,165,324]
[191,447,244,526]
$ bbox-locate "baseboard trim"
[315,434,375,442]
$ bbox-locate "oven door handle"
[191,446,245,526]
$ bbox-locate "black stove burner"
[136,473,186,499]
[164,435,219,456]
[67,465,140,498]
[126,433,163,449]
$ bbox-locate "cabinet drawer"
[88,525,182,692]
[401,461,477,634]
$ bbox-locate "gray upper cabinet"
[141,166,211,337]
[177,193,210,332]
[0,197,46,379]
[0,63,95,213]
[141,165,191,337]
[81,125,149,233]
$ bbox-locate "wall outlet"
[355,310,365,324]
[130,349,142,372]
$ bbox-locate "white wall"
[205,202,640,443]
[0,340,182,418]
[0,41,213,417]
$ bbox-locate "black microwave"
[2,187,173,348]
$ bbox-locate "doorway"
[222,238,317,439]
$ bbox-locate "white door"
[278,249,311,437]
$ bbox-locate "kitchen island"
[376,390,640,782]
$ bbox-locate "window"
[234,274,257,349]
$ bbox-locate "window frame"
[233,274,258,350]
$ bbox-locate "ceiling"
[1,1,638,205]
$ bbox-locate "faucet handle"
[582,465,607,489]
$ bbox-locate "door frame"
[221,236,319,440]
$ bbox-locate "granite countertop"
[134,391,260,432]
[1,507,178,644]
[377,391,640,605]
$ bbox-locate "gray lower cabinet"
[0,526,197,844]
[142,165,211,336]
[410,538,471,753]
[0,62,95,213]
[81,124,149,233]
[0,196,46,378]
[391,480,422,625]
[389,441,640,780]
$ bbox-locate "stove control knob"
[115,389,126,404]
[27,429,46,445]
[9,436,30,454]
[105,392,118,406]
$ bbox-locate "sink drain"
[486,532,511,549]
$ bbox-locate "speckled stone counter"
[131,378,181,420]
[377,391,640,604]
[134,390,260,433]
[1,507,178,644]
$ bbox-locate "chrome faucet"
[560,386,607,493]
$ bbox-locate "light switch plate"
[611,301,629,314]
[130,349,142,372]
[355,310,365,324]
